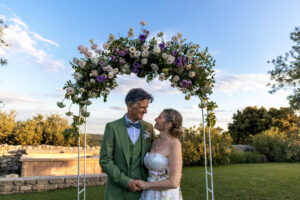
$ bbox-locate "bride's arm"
[139,141,182,190]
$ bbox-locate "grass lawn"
[1,163,300,200]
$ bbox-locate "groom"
[100,88,156,200]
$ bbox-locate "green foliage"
[0,110,85,146]
[230,150,263,164]
[180,125,232,166]
[252,128,288,162]
[0,19,8,66]
[268,27,300,110]
[228,106,272,144]
[228,106,299,144]
[0,109,16,144]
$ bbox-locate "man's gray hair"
[125,88,153,105]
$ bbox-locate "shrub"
[230,150,263,164]
[180,125,232,166]
[252,127,288,162]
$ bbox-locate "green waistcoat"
[125,133,142,200]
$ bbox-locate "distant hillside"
[87,134,103,146]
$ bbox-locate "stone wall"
[0,174,107,195]
[0,144,100,177]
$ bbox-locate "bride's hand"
[136,180,148,190]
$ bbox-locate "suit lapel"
[140,121,147,165]
[118,117,130,167]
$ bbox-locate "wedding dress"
[139,152,183,200]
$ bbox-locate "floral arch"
[58,21,216,200]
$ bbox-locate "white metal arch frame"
[77,102,215,200]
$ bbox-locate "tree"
[0,109,17,144]
[0,19,8,66]
[14,114,44,145]
[268,107,298,133]
[228,106,272,144]
[42,114,71,145]
[268,27,300,110]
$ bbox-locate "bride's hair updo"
[163,108,183,138]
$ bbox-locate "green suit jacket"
[100,116,155,200]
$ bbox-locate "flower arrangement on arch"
[58,20,217,133]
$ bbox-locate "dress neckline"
[147,152,168,159]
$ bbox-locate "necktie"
[127,121,140,128]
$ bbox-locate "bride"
[137,108,183,200]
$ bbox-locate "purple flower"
[124,48,129,54]
[139,34,147,42]
[96,75,106,83]
[175,56,183,67]
[159,43,166,51]
[132,68,139,74]
[110,55,116,61]
[172,50,177,56]
[183,57,188,64]
[180,79,192,88]
[133,62,140,68]
[143,29,150,36]
[114,48,119,54]
[119,59,126,65]
[100,61,105,66]
[119,50,126,57]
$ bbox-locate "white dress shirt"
[124,114,140,144]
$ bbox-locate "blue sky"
[1,0,299,134]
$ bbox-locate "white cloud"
[0,89,38,104]
[1,14,65,72]
[214,69,270,95]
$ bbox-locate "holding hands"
[127,179,149,192]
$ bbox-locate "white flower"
[187,55,193,61]
[79,88,85,93]
[171,82,176,88]
[108,72,114,79]
[67,87,75,95]
[141,58,147,65]
[78,60,86,68]
[113,68,119,74]
[159,73,165,81]
[153,45,161,54]
[129,51,136,58]
[157,32,163,37]
[73,57,78,64]
[91,43,98,50]
[142,45,149,51]
[92,57,99,65]
[128,31,134,38]
[129,46,136,52]
[166,41,172,47]
[105,65,113,72]
[95,49,103,54]
[108,34,115,42]
[103,43,110,50]
[151,63,159,71]
[90,70,98,77]
[74,95,79,101]
[140,20,147,26]
[177,32,182,38]
[172,35,178,42]
[90,78,96,84]
[167,55,175,65]
[162,53,168,60]
[189,71,196,78]
[74,72,82,81]
[85,51,92,59]
[173,75,179,82]
[186,64,192,70]
[143,129,151,139]
[142,51,149,57]
[134,51,141,58]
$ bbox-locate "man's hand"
[136,180,149,190]
[127,179,140,192]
